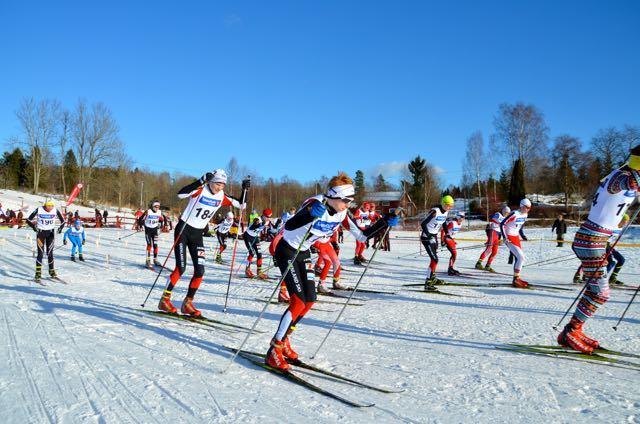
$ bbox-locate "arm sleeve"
[420,210,436,234]
[500,212,514,238]
[284,200,316,231]
[551,220,557,232]
[222,194,242,209]
[519,226,527,240]
[63,228,70,241]
[177,179,203,199]
[82,229,86,241]
[137,212,147,227]
[26,210,38,230]
[342,210,388,242]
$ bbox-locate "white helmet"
[456,211,465,219]
[226,211,234,219]
[211,169,228,184]
[501,205,511,215]
[520,198,532,208]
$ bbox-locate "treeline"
[456,102,639,213]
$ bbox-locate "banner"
[66,183,84,207]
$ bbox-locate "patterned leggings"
[571,220,613,323]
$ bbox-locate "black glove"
[440,238,446,247]
[242,178,251,190]
[200,172,214,184]
[82,239,85,245]
[58,225,64,234]
[63,239,67,245]
[32,226,38,233]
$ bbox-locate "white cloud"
[369,161,408,180]
[433,166,445,176]
[224,14,242,27]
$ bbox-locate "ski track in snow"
[0,220,639,423]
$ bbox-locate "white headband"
[326,184,355,200]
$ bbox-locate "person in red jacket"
[441,212,464,275]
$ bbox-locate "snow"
[0,191,639,422]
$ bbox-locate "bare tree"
[591,127,627,175]
[464,131,484,207]
[492,102,549,172]
[623,125,640,150]
[71,99,121,203]
[15,98,61,193]
[57,110,71,196]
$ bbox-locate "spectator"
[103,209,109,225]
[551,214,568,247]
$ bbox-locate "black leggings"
[421,234,439,263]
[275,240,315,303]
[36,230,55,270]
[244,233,262,260]
[216,232,228,250]
[173,221,205,280]
[145,227,159,256]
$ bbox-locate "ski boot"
[573,272,582,285]
[257,268,269,280]
[557,317,595,354]
[512,276,529,288]
[181,296,201,317]
[146,258,153,269]
[357,255,368,264]
[215,253,224,264]
[424,275,438,291]
[154,258,162,267]
[35,267,42,283]
[475,260,484,270]
[49,269,57,279]
[484,265,496,273]
[332,277,346,290]
[265,338,290,371]
[79,254,85,262]
[609,273,624,286]
[353,256,362,266]
[447,267,460,276]
[158,290,177,313]
[245,266,255,279]
[70,254,76,262]
[282,328,298,360]
[278,285,290,303]
[317,280,331,294]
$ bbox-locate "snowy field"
[0,224,639,423]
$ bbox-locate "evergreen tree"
[408,156,426,208]
[354,170,365,203]
[374,174,389,191]
[1,148,28,188]
[62,149,79,193]
[508,159,526,207]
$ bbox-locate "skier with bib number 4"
[500,199,532,288]
[421,195,454,290]
[138,200,165,268]
[559,146,640,354]
[158,170,248,317]
[265,173,399,370]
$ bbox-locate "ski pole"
[223,209,321,373]
[524,253,576,268]
[140,179,210,308]
[311,224,392,360]
[223,182,250,312]
[553,206,640,330]
[118,229,141,241]
[612,284,640,331]
[396,248,423,259]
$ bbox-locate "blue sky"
[1,1,639,187]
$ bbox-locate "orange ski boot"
[181,296,202,317]
[557,318,595,354]
[257,267,269,280]
[265,339,290,371]
[158,290,177,313]
[245,266,255,279]
[512,276,529,288]
[282,329,299,360]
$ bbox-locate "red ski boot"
[257,267,269,280]
[158,290,177,313]
[282,335,298,360]
[512,276,529,288]
[277,285,290,303]
[245,266,255,279]
[181,296,202,317]
[557,318,595,354]
[266,339,290,371]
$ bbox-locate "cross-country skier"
[500,198,532,288]
[265,173,399,370]
[441,211,464,275]
[313,228,344,293]
[353,202,372,264]
[26,199,66,281]
[138,200,165,268]
[63,220,86,261]
[559,148,640,353]
[421,195,455,290]
[243,208,272,279]
[214,211,235,264]
[476,206,510,272]
[158,170,248,316]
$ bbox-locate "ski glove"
[310,201,327,218]
[57,225,65,234]
[82,239,85,245]
[384,213,399,227]
[63,239,67,245]
[200,172,214,184]
[242,178,251,190]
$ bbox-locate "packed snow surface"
[0,197,638,422]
